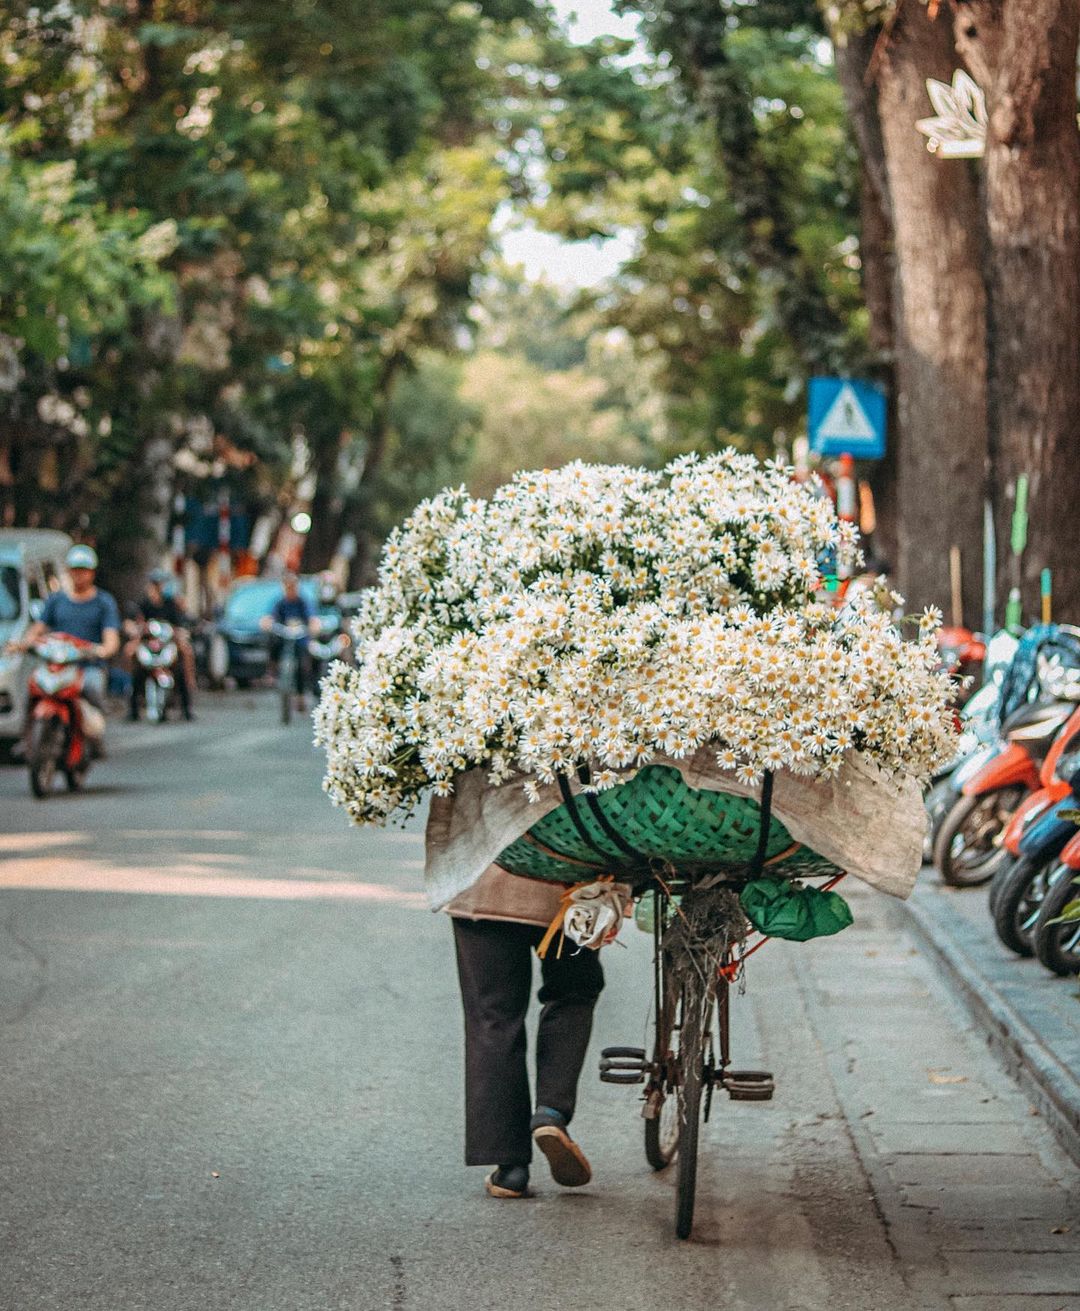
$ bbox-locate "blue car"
[207,577,320,688]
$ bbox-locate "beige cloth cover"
[445,862,567,927]
[424,748,927,911]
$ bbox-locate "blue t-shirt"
[41,589,121,653]
[272,595,312,625]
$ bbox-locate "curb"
[891,885,1080,1169]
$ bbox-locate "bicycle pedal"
[723,1069,775,1101]
[600,1069,646,1084]
[599,1047,648,1084]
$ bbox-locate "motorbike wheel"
[923,776,960,864]
[208,633,230,689]
[992,853,1060,956]
[1032,865,1080,976]
[933,787,1024,887]
[146,679,170,724]
[28,718,62,798]
[64,764,87,792]
[988,854,1016,917]
[280,684,292,725]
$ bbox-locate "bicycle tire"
[280,647,294,725]
[644,954,680,1171]
[992,853,1056,956]
[934,787,1023,887]
[1033,864,1080,976]
[674,971,709,1240]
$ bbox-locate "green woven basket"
[496,764,836,885]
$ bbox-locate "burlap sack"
[424,748,926,910]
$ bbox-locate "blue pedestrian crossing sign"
[808,377,887,459]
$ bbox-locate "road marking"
[0,859,429,905]
[113,726,195,753]
[0,832,91,853]
[198,726,302,756]
[100,829,251,840]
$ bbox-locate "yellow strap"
[520,830,606,871]
[535,875,617,960]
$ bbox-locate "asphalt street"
[1,694,1078,1311]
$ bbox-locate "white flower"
[314,453,956,826]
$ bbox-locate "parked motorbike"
[308,611,350,692]
[931,625,1080,884]
[990,713,1080,956]
[26,633,106,797]
[134,619,180,723]
[1032,782,1080,976]
[932,697,1073,886]
[922,680,1001,863]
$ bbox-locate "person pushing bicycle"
[445,864,602,1199]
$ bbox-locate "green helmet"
[66,544,98,571]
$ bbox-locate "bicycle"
[600,876,777,1239]
[541,769,841,1240]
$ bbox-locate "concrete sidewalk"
[894,874,1080,1166]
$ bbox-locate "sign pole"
[982,499,996,638]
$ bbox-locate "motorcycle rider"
[125,568,195,721]
[7,544,120,751]
[260,572,318,711]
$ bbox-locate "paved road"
[1,695,1077,1311]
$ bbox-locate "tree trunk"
[108,433,174,604]
[873,0,988,624]
[333,352,408,589]
[832,25,899,569]
[953,0,1080,623]
[303,433,346,574]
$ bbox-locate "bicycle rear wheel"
[674,970,711,1240]
[644,950,680,1171]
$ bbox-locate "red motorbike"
[932,698,1073,885]
[26,633,106,797]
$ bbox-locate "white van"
[0,529,73,746]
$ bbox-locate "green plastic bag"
[739,877,853,942]
[633,888,680,935]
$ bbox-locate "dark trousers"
[452,917,604,1168]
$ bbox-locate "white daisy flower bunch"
[315,451,956,825]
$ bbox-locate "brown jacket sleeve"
[444,864,568,929]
